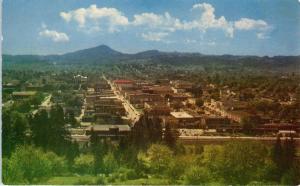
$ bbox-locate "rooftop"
[114,79,134,84]
[171,111,194,119]
[86,124,131,132]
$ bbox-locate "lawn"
[44,176,171,185]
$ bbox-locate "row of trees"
[5,139,298,185]
[3,105,79,159]
[3,105,300,185]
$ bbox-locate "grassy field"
[43,176,172,185]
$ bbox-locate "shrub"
[146,144,173,173]
[75,178,94,185]
[95,175,106,185]
[73,154,94,174]
[103,152,118,174]
[3,146,68,184]
[117,167,139,180]
[44,151,68,176]
[184,166,211,185]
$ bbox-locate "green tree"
[73,154,95,175]
[184,166,211,185]
[146,144,173,174]
[130,114,163,149]
[103,152,118,174]
[31,110,50,149]
[271,136,283,181]
[90,128,106,174]
[2,110,28,157]
[3,146,67,184]
[31,105,72,156]
[164,123,177,149]
[201,142,271,184]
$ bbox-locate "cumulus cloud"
[141,32,169,41]
[59,3,272,40]
[60,4,129,32]
[186,3,234,37]
[39,29,69,42]
[234,18,269,31]
[132,12,183,32]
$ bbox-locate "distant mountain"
[43,45,126,63]
[134,50,164,58]
[3,45,202,64]
[3,44,300,73]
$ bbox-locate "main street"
[32,94,52,115]
[103,75,141,125]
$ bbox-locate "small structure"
[85,125,131,137]
[114,79,134,90]
[170,111,201,128]
[201,116,230,129]
[12,91,36,99]
[74,75,87,84]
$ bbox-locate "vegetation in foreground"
[2,104,300,185]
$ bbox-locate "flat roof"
[114,80,133,84]
[171,111,193,119]
[86,125,131,132]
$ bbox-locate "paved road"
[3,100,14,108]
[103,75,141,124]
[179,135,300,147]
[76,98,86,122]
[32,94,52,115]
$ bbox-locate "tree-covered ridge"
[3,44,300,73]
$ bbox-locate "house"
[170,80,194,93]
[126,92,164,106]
[114,79,134,90]
[74,75,87,84]
[94,82,111,92]
[144,102,171,116]
[143,85,174,96]
[166,93,189,102]
[201,116,230,129]
[170,111,201,128]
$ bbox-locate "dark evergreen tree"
[164,123,177,149]
[272,136,283,181]
[282,137,296,172]
[130,113,163,149]
[2,110,27,157]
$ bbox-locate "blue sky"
[3,0,300,56]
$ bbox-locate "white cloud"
[39,29,69,42]
[60,4,129,33]
[131,3,235,38]
[234,18,269,31]
[141,32,169,41]
[59,3,272,40]
[207,41,216,46]
[185,39,197,43]
[188,3,234,37]
[256,32,269,39]
[132,12,183,32]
